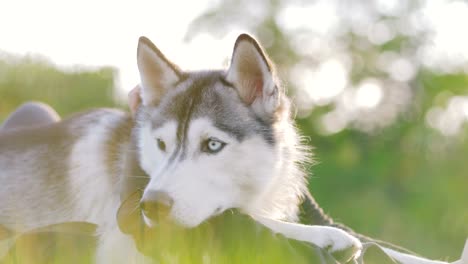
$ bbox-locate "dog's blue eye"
[157,138,166,152]
[203,138,226,154]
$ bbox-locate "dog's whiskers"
[130,201,142,214]
[126,175,150,179]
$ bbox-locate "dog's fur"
[0,35,450,264]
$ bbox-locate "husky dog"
[0,34,451,264]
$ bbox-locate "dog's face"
[135,35,286,227]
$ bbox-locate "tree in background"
[187,0,467,260]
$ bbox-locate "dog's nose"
[140,191,173,221]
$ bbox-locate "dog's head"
[131,34,304,228]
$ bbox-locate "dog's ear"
[137,37,182,106]
[226,34,280,118]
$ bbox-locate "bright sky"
[0,0,236,98]
[1,0,468,135]
[2,0,468,91]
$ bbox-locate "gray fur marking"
[143,71,276,163]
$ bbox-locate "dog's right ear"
[137,37,182,106]
[226,34,280,120]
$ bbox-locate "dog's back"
[0,109,131,232]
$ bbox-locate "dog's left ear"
[137,37,182,106]
[226,34,280,118]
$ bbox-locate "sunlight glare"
[420,0,468,71]
[278,2,338,35]
[301,59,347,106]
[425,96,468,136]
[0,0,220,100]
[354,79,383,109]
[320,111,348,135]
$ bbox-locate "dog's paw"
[253,216,362,262]
[319,227,362,262]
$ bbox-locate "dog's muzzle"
[140,190,173,224]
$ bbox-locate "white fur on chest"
[68,113,123,227]
[65,111,150,263]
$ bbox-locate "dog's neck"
[102,113,151,204]
[243,119,309,222]
[119,128,150,202]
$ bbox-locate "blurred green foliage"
[0,55,120,121]
[186,0,468,261]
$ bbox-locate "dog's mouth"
[116,190,236,259]
[117,190,173,256]
[117,192,331,264]
[140,203,172,228]
[118,193,310,264]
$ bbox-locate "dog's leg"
[299,193,454,264]
[254,215,362,262]
[379,246,450,264]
